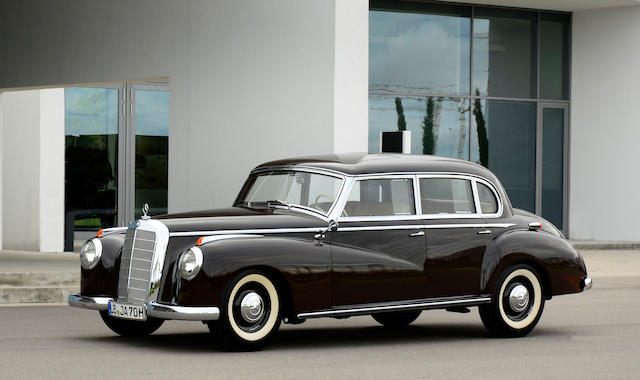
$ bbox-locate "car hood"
[154,207,327,234]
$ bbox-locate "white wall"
[1,90,65,251]
[570,5,640,241]
[0,0,369,218]
[0,93,3,248]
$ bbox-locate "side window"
[420,178,476,215]
[344,178,415,217]
[477,182,499,214]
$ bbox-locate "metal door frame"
[535,102,569,235]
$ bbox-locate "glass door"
[536,104,568,232]
[65,83,169,250]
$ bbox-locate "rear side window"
[344,178,415,216]
[420,178,475,215]
[477,182,499,214]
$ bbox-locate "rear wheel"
[479,264,545,338]
[99,311,164,337]
[372,310,421,328]
[208,270,281,351]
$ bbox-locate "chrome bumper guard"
[68,294,220,321]
[581,276,593,291]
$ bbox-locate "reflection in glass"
[134,90,169,219]
[542,108,565,229]
[473,7,537,99]
[471,100,536,212]
[369,95,469,159]
[65,87,119,235]
[540,13,570,100]
[370,2,470,95]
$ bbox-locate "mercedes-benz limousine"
[69,153,591,350]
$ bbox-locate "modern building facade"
[0,0,639,252]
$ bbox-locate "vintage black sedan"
[69,153,591,350]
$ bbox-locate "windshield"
[239,171,343,215]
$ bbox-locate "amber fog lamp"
[80,238,102,269]
[179,247,203,281]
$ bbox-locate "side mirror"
[315,220,338,243]
[328,219,338,232]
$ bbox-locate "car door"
[418,175,501,297]
[329,175,428,306]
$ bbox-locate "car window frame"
[416,174,503,219]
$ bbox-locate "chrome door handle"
[410,231,425,237]
[477,230,492,235]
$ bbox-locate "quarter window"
[420,178,475,215]
[344,178,415,217]
[477,182,499,214]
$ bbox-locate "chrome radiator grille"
[117,228,157,304]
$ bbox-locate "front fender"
[175,235,331,314]
[80,233,125,297]
[481,229,587,297]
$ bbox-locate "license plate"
[108,301,147,321]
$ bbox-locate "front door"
[330,176,428,306]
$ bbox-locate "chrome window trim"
[416,174,504,219]
[336,174,418,223]
[243,166,346,219]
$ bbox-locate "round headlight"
[179,247,203,281]
[80,238,102,269]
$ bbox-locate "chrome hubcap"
[239,292,264,323]
[508,284,530,312]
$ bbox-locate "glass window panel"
[65,87,119,234]
[420,178,475,215]
[473,7,537,99]
[542,108,565,229]
[471,99,536,212]
[134,89,169,219]
[477,182,498,214]
[540,13,570,100]
[369,95,469,159]
[370,1,470,95]
[344,178,415,216]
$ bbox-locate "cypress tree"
[395,97,406,131]
[422,97,436,154]
[473,90,489,167]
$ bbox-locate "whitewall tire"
[209,270,281,351]
[479,264,545,338]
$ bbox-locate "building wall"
[0,93,3,248]
[570,5,640,241]
[0,0,368,223]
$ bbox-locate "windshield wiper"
[265,200,291,210]
[236,200,291,210]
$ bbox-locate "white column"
[2,89,65,252]
[0,92,3,249]
[332,0,369,153]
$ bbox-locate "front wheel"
[372,310,421,328]
[99,311,164,337]
[479,264,545,338]
[208,270,281,351]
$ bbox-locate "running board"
[297,295,492,319]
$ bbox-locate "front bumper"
[68,294,220,321]
[581,276,593,291]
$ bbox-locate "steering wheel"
[309,194,333,213]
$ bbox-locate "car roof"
[255,152,495,178]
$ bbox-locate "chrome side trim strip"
[340,225,424,232]
[197,234,263,246]
[68,294,111,311]
[170,227,323,237]
[424,223,516,229]
[297,296,492,319]
[147,302,220,321]
[99,227,128,237]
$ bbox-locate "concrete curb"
[570,241,640,250]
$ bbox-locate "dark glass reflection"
[542,108,565,229]
[540,13,570,100]
[369,95,469,159]
[370,1,470,95]
[134,90,169,219]
[473,7,537,99]
[65,88,119,248]
[471,100,536,212]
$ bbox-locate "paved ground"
[0,273,638,379]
